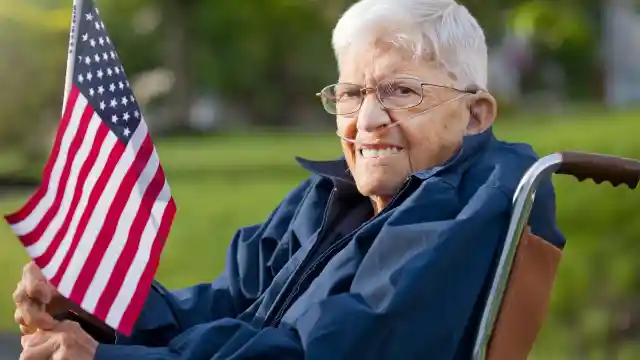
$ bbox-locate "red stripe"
[93,166,166,320]
[33,122,109,269]
[49,137,126,287]
[118,197,176,335]
[68,134,155,304]
[19,104,93,247]
[5,88,80,224]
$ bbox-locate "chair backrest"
[486,227,562,360]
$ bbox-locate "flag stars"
[121,96,128,106]
[98,37,105,46]
[77,74,84,83]
[94,21,101,31]
[118,81,125,90]
[82,33,89,42]
[85,12,94,21]
[99,101,106,110]
[90,38,96,47]
[106,68,113,77]
[110,99,118,108]
[114,66,120,75]
[134,110,140,119]
[86,71,93,82]
[111,114,119,123]
[109,83,116,92]
[88,88,95,97]
[97,86,105,95]
[102,52,109,61]
[110,51,116,60]
[122,112,130,121]
[96,69,104,79]
[123,127,131,137]
[84,56,91,65]
[94,53,100,62]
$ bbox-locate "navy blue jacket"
[94,128,565,360]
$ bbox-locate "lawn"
[1,110,640,357]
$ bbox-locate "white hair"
[331,0,488,89]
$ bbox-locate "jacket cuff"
[95,344,177,360]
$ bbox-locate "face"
[334,44,496,212]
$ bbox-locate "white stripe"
[11,96,87,236]
[40,130,119,280]
[26,111,101,260]
[57,123,149,298]
[106,181,171,328]
[81,150,160,312]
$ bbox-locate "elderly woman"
[15,0,565,359]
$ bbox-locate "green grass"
[1,110,640,357]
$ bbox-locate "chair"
[472,151,640,360]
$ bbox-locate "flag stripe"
[5,88,80,224]
[63,124,152,301]
[113,197,176,333]
[10,94,87,238]
[93,165,166,319]
[28,109,103,266]
[39,120,110,279]
[82,147,160,313]
[49,125,124,288]
[23,105,95,256]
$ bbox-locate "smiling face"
[334,45,494,212]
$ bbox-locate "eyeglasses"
[316,78,478,116]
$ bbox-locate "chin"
[354,176,405,198]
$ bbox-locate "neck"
[370,195,391,215]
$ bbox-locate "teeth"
[360,147,402,158]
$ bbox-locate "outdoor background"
[1,0,640,358]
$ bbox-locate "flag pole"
[62,0,84,114]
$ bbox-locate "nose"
[356,92,392,133]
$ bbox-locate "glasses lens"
[377,78,424,110]
[320,83,362,115]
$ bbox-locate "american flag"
[4,0,176,336]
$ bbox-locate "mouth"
[357,145,405,159]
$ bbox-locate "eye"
[336,88,362,102]
[393,86,417,96]
[380,82,419,98]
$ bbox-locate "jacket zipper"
[265,177,415,327]
[262,187,338,327]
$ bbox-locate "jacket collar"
[296,127,496,186]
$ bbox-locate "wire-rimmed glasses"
[317,77,477,116]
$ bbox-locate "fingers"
[21,330,50,348]
[19,335,58,360]
[22,263,53,304]
[16,300,57,331]
[20,324,37,336]
[14,263,58,332]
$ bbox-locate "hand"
[13,262,70,334]
[20,320,98,360]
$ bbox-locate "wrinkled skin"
[336,44,497,213]
[14,263,97,360]
[13,262,69,335]
[20,320,97,360]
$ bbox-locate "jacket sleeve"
[107,177,317,348]
[94,182,516,360]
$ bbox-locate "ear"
[466,91,497,135]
